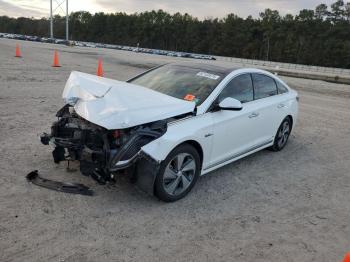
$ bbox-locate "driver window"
[218,74,254,103]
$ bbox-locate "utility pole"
[49,0,69,41]
[50,0,53,38]
[266,37,270,61]
[66,0,69,41]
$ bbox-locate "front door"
[208,74,262,168]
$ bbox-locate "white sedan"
[41,62,298,202]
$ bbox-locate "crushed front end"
[41,104,167,185]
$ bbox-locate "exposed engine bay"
[40,104,168,185]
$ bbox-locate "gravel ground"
[0,38,350,262]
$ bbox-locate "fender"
[136,113,213,195]
[141,112,214,169]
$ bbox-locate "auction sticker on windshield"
[184,94,196,101]
[196,72,220,80]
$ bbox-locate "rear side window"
[252,74,278,100]
[276,81,289,94]
[218,74,254,103]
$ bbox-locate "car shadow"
[37,136,309,212]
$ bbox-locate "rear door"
[250,73,285,144]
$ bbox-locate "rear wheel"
[271,117,292,151]
[155,144,200,202]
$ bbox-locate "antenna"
[50,0,69,41]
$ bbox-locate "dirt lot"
[0,38,350,262]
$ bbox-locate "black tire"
[270,117,292,152]
[155,144,201,202]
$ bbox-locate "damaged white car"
[40,63,298,202]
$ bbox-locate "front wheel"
[155,144,201,202]
[271,117,292,151]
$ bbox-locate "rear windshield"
[129,64,225,105]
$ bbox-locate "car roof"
[167,62,240,76]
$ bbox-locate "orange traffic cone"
[344,252,350,262]
[97,59,104,77]
[52,51,61,67]
[15,44,21,58]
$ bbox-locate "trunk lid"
[62,71,196,130]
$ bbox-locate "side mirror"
[218,97,243,111]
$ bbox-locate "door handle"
[249,112,259,118]
[278,104,286,109]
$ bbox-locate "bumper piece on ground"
[26,170,94,196]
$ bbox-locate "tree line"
[0,0,349,68]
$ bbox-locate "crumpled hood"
[62,71,196,130]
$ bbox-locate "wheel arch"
[286,115,294,130]
[180,140,204,167]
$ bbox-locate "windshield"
[129,64,225,105]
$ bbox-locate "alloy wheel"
[163,153,196,196]
[277,121,290,148]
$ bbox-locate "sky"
[0,0,338,19]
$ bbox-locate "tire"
[270,117,292,152]
[154,144,201,202]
